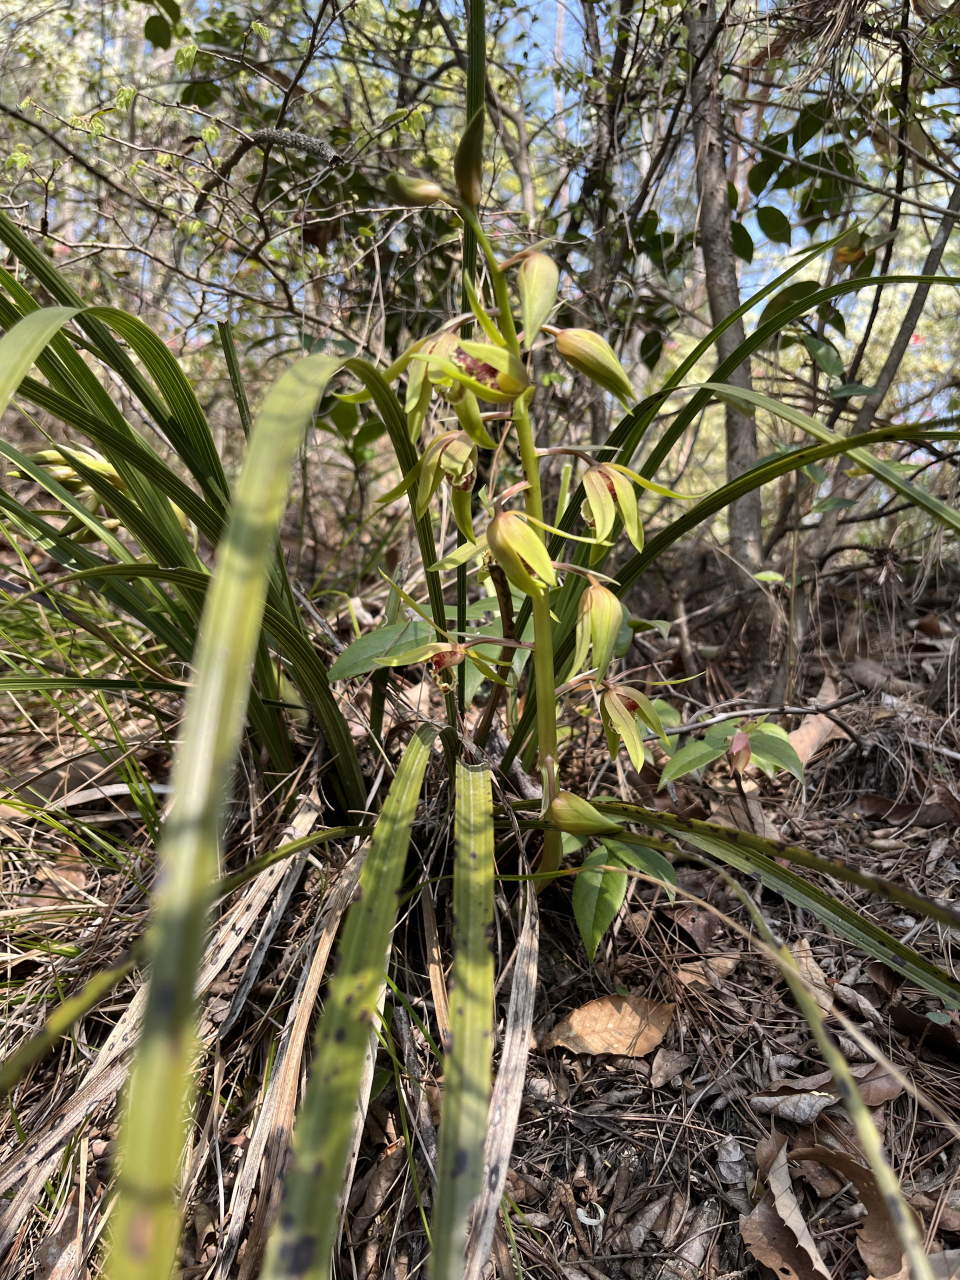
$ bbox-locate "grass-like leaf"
[105,353,350,1280]
[432,761,495,1280]
[593,807,960,1006]
[263,723,437,1280]
[702,382,960,537]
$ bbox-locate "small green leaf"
[174,42,198,73]
[143,13,171,47]
[757,206,792,245]
[812,495,856,513]
[629,617,672,639]
[831,382,878,399]
[602,839,676,899]
[747,723,804,783]
[573,849,628,962]
[731,222,754,263]
[926,1010,953,1026]
[327,620,434,681]
[753,570,785,583]
[251,20,269,39]
[658,739,726,788]
[802,334,845,380]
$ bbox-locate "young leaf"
[747,723,805,783]
[601,839,676,899]
[573,848,628,962]
[658,739,726,788]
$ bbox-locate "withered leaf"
[790,939,834,1013]
[907,1192,960,1233]
[541,994,673,1058]
[675,953,739,988]
[668,902,718,951]
[791,1146,922,1280]
[650,1048,693,1089]
[750,1091,836,1124]
[740,1135,831,1280]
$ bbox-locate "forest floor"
[1,557,959,1280]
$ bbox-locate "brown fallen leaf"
[907,1191,960,1233]
[789,676,849,766]
[758,1061,902,1111]
[740,1132,831,1280]
[929,1251,960,1280]
[790,939,834,1013]
[667,901,717,951]
[710,794,782,841]
[751,1090,836,1124]
[847,792,957,828]
[675,954,739,988]
[846,657,924,698]
[791,1146,922,1280]
[540,994,673,1058]
[650,1048,693,1089]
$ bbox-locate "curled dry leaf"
[789,676,849,766]
[675,953,739,988]
[791,1146,922,1280]
[752,1060,902,1122]
[650,1048,694,1089]
[716,1136,750,1185]
[667,901,717,951]
[540,994,673,1058]
[790,939,834,1013]
[740,1132,831,1280]
[907,1190,960,1232]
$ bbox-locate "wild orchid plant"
[4,96,960,1280]
[377,121,699,883]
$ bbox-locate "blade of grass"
[105,353,352,1280]
[262,722,437,1280]
[432,761,495,1280]
[728,874,934,1280]
[585,805,960,1006]
[702,382,960,537]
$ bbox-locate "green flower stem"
[512,395,561,878]
[459,205,519,353]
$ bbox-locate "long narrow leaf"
[701,382,960,537]
[432,762,495,1280]
[263,723,438,1280]
[591,805,960,1006]
[105,353,350,1280]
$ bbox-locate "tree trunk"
[685,1,763,573]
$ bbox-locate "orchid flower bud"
[572,579,623,682]
[486,509,557,596]
[582,462,643,553]
[517,252,559,346]
[729,727,751,773]
[455,107,485,209]
[555,329,635,410]
[385,172,446,207]
[417,432,477,518]
[548,790,623,836]
[601,685,669,773]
